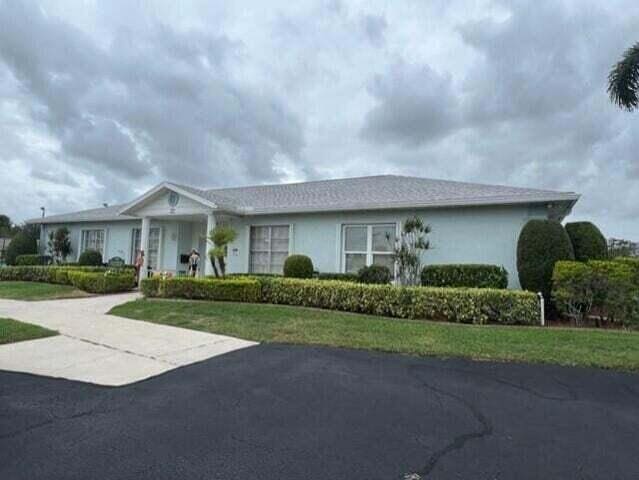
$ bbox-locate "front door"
[131,227,161,270]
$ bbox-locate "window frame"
[249,224,290,274]
[130,227,162,270]
[341,223,396,274]
[78,229,107,260]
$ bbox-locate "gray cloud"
[0,0,638,241]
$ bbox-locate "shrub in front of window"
[140,277,261,302]
[392,216,431,286]
[78,249,103,266]
[517,220,574,299]
[4,231,37,266]
[15,254,52,266]
[316,272,359,282]
[421,264,508,289]
[357,264,391,284]
[565,222,608,261]
[283,254,314,278]
[258,278,539,325]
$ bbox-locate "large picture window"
[249,225,289,274]
[80,229,105,257]
[342,224,395,274]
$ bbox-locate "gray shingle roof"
[31,175,579,223]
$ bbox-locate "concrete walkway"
[0,293,257,386]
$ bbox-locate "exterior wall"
[224,204,549,288]
[40,203,550,288]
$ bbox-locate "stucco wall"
[40,203,550,288]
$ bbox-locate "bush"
[16,254,52,266]
[78,249,103,266]
[141,277,261,302]
[0,265,136,288]
[283,255,314,278]
[517,220,574,298]
[552,260,639,326]
[259,278,540,325]
[67,270,136,294]
[421,264,508,289]
[565,222,608,261]
[4,232,37,266]
[316,272,359,282]
[357,265,391,284]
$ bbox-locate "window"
[342,224,395,274]
[131,227,161,270]
[80,229,105,257]
[249,225,289,274]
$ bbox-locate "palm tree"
[608,41,639,111]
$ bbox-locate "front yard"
[0,281,89,300]
[111,299,639,371]
[0,317,57,345]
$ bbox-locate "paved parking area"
[0,294,256,385]
[1,344,638,479]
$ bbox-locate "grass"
[110,299,639,371]
[0,317,58,345]
[0,281,89,301]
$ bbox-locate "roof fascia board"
[118,182,219,216]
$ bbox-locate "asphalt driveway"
[1,344,638,479]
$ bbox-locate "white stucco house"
[28,175,579,288]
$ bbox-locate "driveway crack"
[404,365,494,479]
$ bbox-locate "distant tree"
[0,215,12,237]
[4,231,37,265]
[608,41,639,111]
[48,227,72,263]
[208,225,237,277]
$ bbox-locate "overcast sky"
[1,0,638,238]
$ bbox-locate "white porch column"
[205,213,216,276]
[140,216,151,278]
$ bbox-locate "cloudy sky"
[1,0,638,238]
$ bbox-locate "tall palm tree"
[608,41,639,111]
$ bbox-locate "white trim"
[118,182,220,216]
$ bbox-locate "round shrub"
[4,231,37,266]
[517,219,574,298]
[565,222,607,261]
[283,254,314,278]
[78,249,103,266]
[358,264,392,284]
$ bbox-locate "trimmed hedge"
[0,266,136,292]
[67,271,136,294]
[258,278,539,325]
[357,265,392,284]
[141,277,261,302]
[517,220,574,298]
[565,222,607,261]
[78,249,103,266]
[283,255,314,278]
[316,272,359,282]
[421,264,508,289]
[16,254,52,266]
[552,260,639,326]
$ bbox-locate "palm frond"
[608,41,639,111]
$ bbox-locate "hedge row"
[421,264,508,289]
[142,276,540,325]
[552,259,639,326]
[0,266,136,293]
[68,271,136,294]
[15,254,52,266]
[141,277,261,302]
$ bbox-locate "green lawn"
[0,281,89,301]
[110,299,639,371]
[0,317,58,345]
